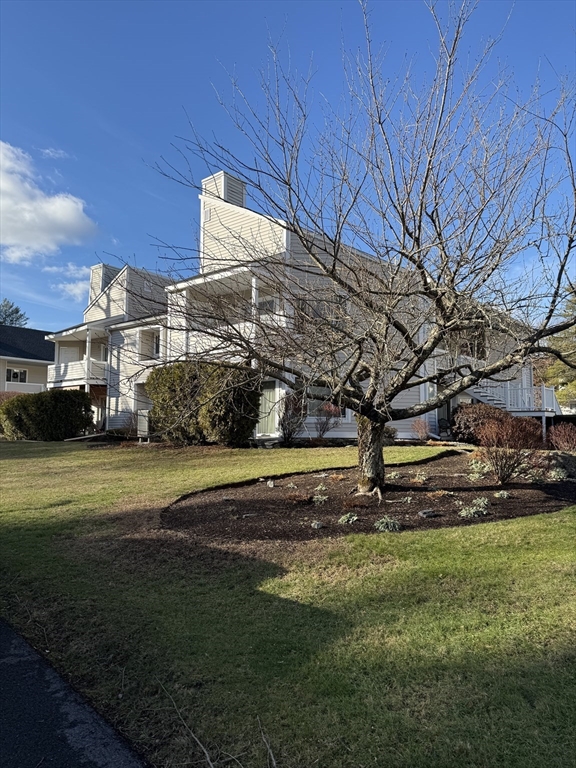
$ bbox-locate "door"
[59,347,80,364]
[258,381,277,435]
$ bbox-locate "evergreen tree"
[542,297,576,407]
[0,299,28,327]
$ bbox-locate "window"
[143,281,152,294]
[306,386,344,417]
[6,368,27,383]
[258,298,275,315]
[154,333,161,357]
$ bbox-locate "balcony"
[47,359,108,386]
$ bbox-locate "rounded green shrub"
[198,364,260,447]
[0,389,93,441]
[146,362,261,447]
[145,362,205,445]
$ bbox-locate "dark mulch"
[161,453,576,543]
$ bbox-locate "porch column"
[85,327,92,380]
[251,274,259,319]
[251,275,259,369]
[542,414,547,441]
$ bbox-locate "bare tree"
[155,0,575,495]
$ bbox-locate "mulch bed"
[161,452,576,543]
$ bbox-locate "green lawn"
[1,441,575,768]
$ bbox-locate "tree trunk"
[356,416,386,493]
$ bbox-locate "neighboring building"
[46,171,563,439]
[0,325,55,394]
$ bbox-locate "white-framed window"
[143,280,152,294]
[6,368,27,383]
[154,332,161,357]
[258,297,276,315]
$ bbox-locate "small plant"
[399,496,413,504]
[548,467,568,481]
[493,490,510,498]
[338,512,358,524]
[412,470,429,484]
[387,471,400,480]
[374,516,402,532]
[412,418,430,441]
[286,482,298,489]
[314,483,327,492]
[467,458,489,481]
[426,489,455,498]
[314,401,342,439]
[278,390,306,446]
[457,497,490,518]
[313,494,329,506]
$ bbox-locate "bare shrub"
[548,423,576,452]
[476,418,542,484]
[450,403,509,444]
[411,418,430,441]
[314,402,342,439]
[278,390,306,446]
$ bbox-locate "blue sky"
[1,0,574,330]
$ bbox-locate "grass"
[1,441,575,768]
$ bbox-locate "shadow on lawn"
[3,505,575,768]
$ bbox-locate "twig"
[257,716,278,768]
[158,680,216,768]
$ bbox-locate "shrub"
[146,362,260,447]
[146,362,204,444]
[314,402,342,439]
[476,417,542,484]
[278,390,306,446]
[411,417,430,441]
[198,364,260,447]
[451,403,508,444]
[0,389,93,441]
[548,423,576,452]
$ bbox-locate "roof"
[0,325,55,362]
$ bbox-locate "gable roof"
[0,325,55,362]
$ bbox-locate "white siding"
[84,271,127,323]
[107,328,142,431]
[125,269,170,320]
[201,200,285,273]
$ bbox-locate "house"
[46,171,563,439]
[45,264,171,428]
[0,325,55,394]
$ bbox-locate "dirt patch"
[161,453,576,543]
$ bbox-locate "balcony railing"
[48,359,107,384]
[471,380,562,414]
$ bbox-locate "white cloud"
[39,147,71,160]
[43,262,91,279]
[0,141,96,263]
[53,279,90,303]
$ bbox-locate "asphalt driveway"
[0,619,146,768]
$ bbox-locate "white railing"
[472,381,561,413]
[47,359,107,384]
[5,382,45,394]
